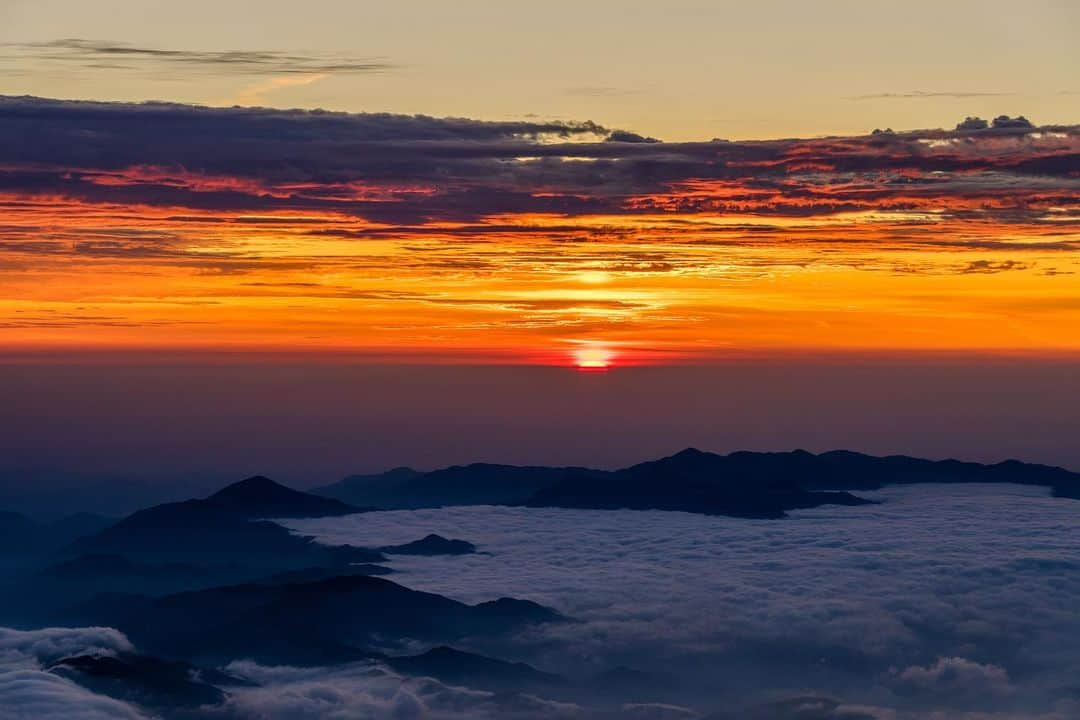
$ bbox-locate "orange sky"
[1,99,1078,368]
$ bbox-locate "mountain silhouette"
[73,574,567,665]
[315,463,603,509]
[48,652,248,711]
[203,475,360,518]
[59,477,382,589]
[0,510,114,555]
[386,645,563,693]
[380,534,477,556]
[322,448,1080,518]
[526,448,870,518]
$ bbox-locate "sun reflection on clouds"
[0,98,1078,363]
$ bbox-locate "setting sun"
[573,344,614,371]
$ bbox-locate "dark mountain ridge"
[317,448,1080,518]
[73,475,373,565]
[315,463,602,509]
[73,573,567,665]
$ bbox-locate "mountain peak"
[203,475,360,518]
[208,475,287,501]
[669,447,711,460]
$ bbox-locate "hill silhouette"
[319,448,1080,518]
[74,574,567,665]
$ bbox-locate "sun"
[573,344,614,371]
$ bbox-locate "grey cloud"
[992,115,1035,129]
[0,97,1076,229]
[892,657,1014,699]
[850,91,1013,100]
[215,659,586,719]
[0,627,148,720]
[2,38,396,75]
[286,484,1080,715]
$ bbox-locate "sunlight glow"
[574,344,614,371]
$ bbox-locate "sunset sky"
[1,97,1077,368]
[0,1,1078,497]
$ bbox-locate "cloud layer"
[287,484,1080,717]
[0,96,1077,358]
[0,626,148,720]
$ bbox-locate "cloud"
[285,484,1080,715]
[0,95,1076,355]
[215,659,586,719]
[892,657,1014,699]
[0,627,149,720]
[2,39,396,75]
[849,91,1014,100]
[992,115,1035,130]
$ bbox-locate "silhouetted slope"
[0,510,42,551]
[72,476,378,568]
[205,475,359,518]
[526,449,870,518]
[314,464,602,509]
[387,646,563,692]
[788,449,1080,492]
[315,466,423,505]
[1053,484,1080,500]
[0,510,114,555]
[40,553,204,579]
[48,652,246,711]
[328,449,1080,518]
[380,534,476,555]
[74,574,567,665]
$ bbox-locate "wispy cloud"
[848,90,1015,100]
[0,38,395,75]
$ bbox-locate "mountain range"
[2,447,1078,716]
[316,448,1080,518]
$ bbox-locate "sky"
[0,1,1078,505]
[2,0,1079,140]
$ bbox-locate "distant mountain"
[39,553,205,580]
[315,466,424,505]
[526,449,870,518]
[324,449,1080,518]
[0,510,114,556]
[386,645,563,693]
[315,463,604,509]
[74,574,567,665]
[0,510,41,550]
[48,652,246,711]
[380,534,477,556]
[53,477,383,592]
[1054,484,1080,500]
[202,475,361,518]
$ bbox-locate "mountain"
[314,463,604,509]
[0,510,115,555]
[326,449,1080,519]
[202,475,361,518]
[386,645,563,693]
[526,448,870,518]
[1054,484,1080,500]
[0,510,42,551]
[71,476,375,565]
[14,478,390,614]
[315,466,423,505]
[73,574,567,665]
[48,652,245,711]
[380,534,477,556]
[40,553,205,579]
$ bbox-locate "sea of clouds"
[4,485,1078,718]
[286,484,1080,718]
